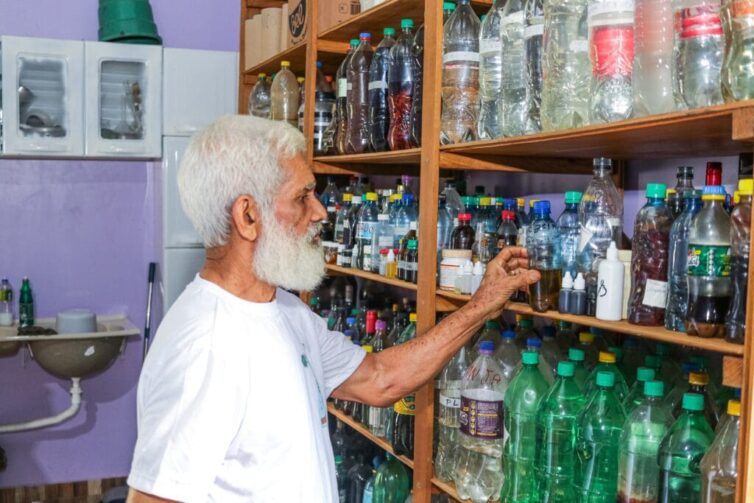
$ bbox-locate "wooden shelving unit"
[326,264,418,291]
[238,1,754,501]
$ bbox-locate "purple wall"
[0,0,238,488]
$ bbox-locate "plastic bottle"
[673,0,725,109]
[570,272,587,314]
[495,210,518,254]
[0,279,13,327]
[270,61,300,127]
[450,213,475,250]
[588,0,635,123]
[296,76,306,131]
[557,191,582,278]
[335,40,360,154]
[347,33,375,154]
[667,166,696,220]
[478,0,505,139]
[499,0,528,136]
[388,20,419,150]
[658,393,715,503]
[556,320,578,351]
[348,456,376,503]
[686,185,732,338]
[368,28,396,152]
[559,272,574,313]
[440,0,481,144]
[725,178,752,343]
[19,277,34,328]
[700,399,740,502]
[585,351,630,402]
[576,371,627,502]
[617,380,674,503]
[722,0,754,101]
[524,0,545,132]
[534,361,587,501]
[454,341,506,502]
[526,200,563,312]
[356,192,380,272]
[632,0,676,116]
[248,73,271,118]
[596,241,625,321]
[492,330,520,382]
[569,348,590,390]
[391,314,417,458]
[671,371,720,430]
[435,346,468,482]
[362,456,381,503]
[623,366,657,413]
[540,0,591,130]
[501,351,550,502]
[335,454,348,502]
[373,454,410,503]
[628,183,673,326]
[577,331,600,369]
[540,326,561,379]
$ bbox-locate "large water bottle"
[356,192,380,272]
[435,347,468,481]
[441,0,481,144]
[248,73,271,117]
[700,399,741,501]
[557,191,582,278]
[540,0,591,130]
[494,330,521,381]
[335,40,360,155]
[722,0,754,100]
[726,179,752,343]
[527,201,563,312]
[388,19,420,150]
[478,0,505,139]
[454,341,506,503]
[347,33,374,154]
[500,0,529,136]
[633,0,676,116]
[524,0,545,132]
[270,61,299,127]
[368,28,396,152]
[588,0,635,123]
[372,454,410,503]
[673,0,724,109]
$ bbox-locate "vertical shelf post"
[304,0,317,164]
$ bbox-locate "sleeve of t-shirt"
[313,313,366,397]
[127,331,248,502]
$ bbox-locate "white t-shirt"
[127,275,366,502]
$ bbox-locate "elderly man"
[126,115,540,503]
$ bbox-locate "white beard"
[252,213,325,292]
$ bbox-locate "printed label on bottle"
[524,22,545,39]
[327,206,337,213]
[687,245,731,277]
[368,80,388,91]
[501,11,525,26]
[394,394,416,415]
[443,51,480,64]
[479,39,502,55]
[590,25,635,77]
[642,279,668,308]
[337,78,348,98]
[440,393,461,409]
[378,236,394,247]
[588,0,635,22]
[459,396,503,438]
[347,82,353,91]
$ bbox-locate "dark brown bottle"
[451,212,475,250]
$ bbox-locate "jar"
[440,249,473,291]
[323,241,339,264]
[313,91,336,155]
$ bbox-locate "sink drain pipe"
[0,378,82,433]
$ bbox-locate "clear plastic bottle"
[628,183,673,326]
[540,0,591,130]
[335,193,353,245]
[347,33,375,154]
[585,350,631,402]
[441,0,481,144]
[368,27,396,152]
[633,0,676,116]
[472,197,499,264]
[391,314,417,458]
[496,210,519,255]
[336,40,360,155]
[622,366,657,413]
[296,76,306,131]
[478,0,505,139]
[248,73,271,117]
[368,321,392,437]
[494,329,521,382]
[667,166,697,220]
[500,0,529,136]
[454,341,506,503]
[557,191,582,278]
[700,399,740,502]
[722,0,754,101]
[270,61,300,127]
[313,91,337,156]
[725,178,752,343]
[524,0,545,132]
[673,0,725,109]
[435,346,468,481]
[665,189,703,332]
[578,330,600,369]
[388,19,419,150]
[687,185,732,338]
[526,200,563,312]
[356,192,380,272]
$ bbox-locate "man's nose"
[311,196,328,222]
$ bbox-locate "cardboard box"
[288,0,307,45]
[318,0,360,33]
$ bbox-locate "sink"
[0,315,140,379]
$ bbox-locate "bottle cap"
[407,239,418,250]
[706,161,723,185]
[297,76,305,84]
[644,354,661,369]
[541,326,556,339]
[689,371,709,386]
[516,197,525,207]
[367,310,377,320]
[527,337,542,348]
[573,272,586,290]
[384,27,396,36]
[608,346,623,361]
[485,320,500,329]
[501,210,515,221]
[702,185,726,201]
[346,317,356,324]
[636,367,656,382]
[502,329,515,339]
[606,241,619,261]
[458,212,472,222]
[359,32,372,40]
[689,354,706,369]
[387,249,396,260]
[561,271,574,289]
[739,178,753,196]
[335,455,343,463]
[366,192,378,201]
[644,380,665,398]
[375,320,386,331]
[533,200,550,215]
[522,351,539,366]
[363,345,374,353]
[352,195,362,204]
[558,320,573,329]
[343,193,353,202]
[682,392,705,412]
[400,18,414,29]
[280,60,291,67]
[728,399,741,417]
[579,331,594,344]
[598,351,616,363]
[596,371,615,388]
[646,183,667,199]
[380,248,390,255]
[569,348,585,362]
[409,313,417,322]
[479,341,495,354]
[517,317,534,328]
[557,361,575,377]
[666,188,676,196]
[564,191,583,204]
[480,197,492,206]
[258,72,267,77]
[350,38,360,46]
[593,157,612,170]
[529,198,540,208]
[734,191,741,205]
[443,1,456,10]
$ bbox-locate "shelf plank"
[431,478,469,503]
[247,0,286,8]
[326,264,418,291]
[434,291,746,355]
[318,0,425,43]
[314,147,422,166]
[327,403,415,469]
[244,41,343,77]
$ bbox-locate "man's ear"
[230,195,260,243]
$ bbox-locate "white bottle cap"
[606,241,619,261]
[561,271,574,289]
[472,261,485,275]
[410,221,417,230]
[574,272,586,291]
[462,260,474,274]
[387,249,395,261]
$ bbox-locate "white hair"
[177,115,306,248]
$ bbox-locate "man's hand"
[468,246,540,320]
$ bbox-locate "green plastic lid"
[647,183,668,199]
[568,348,585,362]
[350,38,360,46]
[689,355,706,369]
[407,239,418,250]
[351,308,360,316]
[518,318,534,328]
[682,392,705,412]
[443,1,457,10]
[400,18,413,29]
[522,351,539,366]
[481,14,487,21]
[608,346,623,361]
[596,371,615,388]
[485,320,500,329]
[558,361,575,378]
[644,380,664,398]
[564,191,583,204]
[335,455,344,464]
[558,320,572,329]
[655,343,671,356]
[384,27,396,36]
[636,367,656,382]
[644,354,661,369]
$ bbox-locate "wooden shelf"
[326,264,418,291]
[318,0,425,42]
[431,478,469,503]
[327,403,415,469]
[247,0,286,8]
[315,147,422,165]
[245,41,308,76]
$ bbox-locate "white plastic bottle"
[596,241,625,321]
[270,61,300,127]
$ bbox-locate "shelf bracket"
[731,107,754,142]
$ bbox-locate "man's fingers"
[491,246,528,268]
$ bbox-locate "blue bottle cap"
[346,317,356,324]
[479,341,495,353]
[501,330,516,339]
[359,32,372,40]
[533,200,550,215]
[703,185,726,197]
[403,193,414,204]
[527,337,542,348]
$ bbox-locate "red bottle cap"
[501,210,515,221]
[366,310,377,333]
[458,213,472,222]
[706,162,723,185]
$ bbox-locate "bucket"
[98,0,162,44]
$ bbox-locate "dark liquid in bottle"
[529,268,562,312]
[617,492,658,503]
[726,254,748,344]
[391,399,415,459]
[686,295,730,338]
[387,83,415,150]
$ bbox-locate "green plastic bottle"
[622,367,657,413]
[658,393,715,503]
[555,320,577,353]
[514,315,537,349]
[19,277,34,328]
[584,351,630,402]
[576,371,627,502]
[618,380,673,503]
[671,371,720,430]
[700,399,741,502]
[372,453,410,503]
[501,351,550,503]
[472,319,503,359]
[534,361,587,502]
[568,348,589,391]
[643,354,662,379]
[654,342,681,384]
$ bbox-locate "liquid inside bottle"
[725,178,751,343]
[270,61,300,127]
[368,28,396,152]
[347,33,374,154]
[722,0,754,101]
[388,19,420,150]
[248,73,271,118]
[500,0,529,136]
[633,0,676,116]
[524,0,545,132]
[336,40,359,155]
[478,0,505,139]
[526,200,563,312]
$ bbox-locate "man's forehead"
[280,154,316,188]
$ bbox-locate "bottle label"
[368,80,388,91]
[378,236,394,248]
[479,39,502,56]
[590,25,635,77]
[443,51,480,64]
[687,244,731,277]
[642,279,668,308]
[524,22,545,39]
[459,396,503,438]
[439,393,461,409]
[337,78,348,98]
[588,0,635,24]
[578,226,594,253]
[502,11,525,26]
[394,394,416,415]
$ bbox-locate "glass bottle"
[700,399,740,502]
[388,19,420,150]
[526,200,563,312]
[667,166,696,220]
[725,178,752,343]
[347,33,374,154]
[391,314,417,458]
[270,61,299,127]
[368,27,396,152]
[435,346,468,481]
[478,0,505,139]
[633,0,676,116]
[722,0,754,101]
[500,0,528,136]
[451,213,475,250]
[557,190,582,278]
[524,0,545,133]
[336,40,360,155]
[248,72,271,118]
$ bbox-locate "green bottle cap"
[518,318,534,328]
[564,191,583,204]
[400,18,413,29]
[335,455,343,464]
[522,351,539,366]
[350,39,360,47]
[558,320,572,329]
[407,239,418,250]
[644,380,664,398]
[646,183,667,199]
[644,354,661,369]
[682,392,705,412]
[689,355,706,369]
[568,348,585,362]
[484,320,500,329]
[443,1,456,10]
[384,27,396,36]
[655,343,671,357]
[558,361,575,378]
[608,346,623,361]
[636,367,656,383]
[596,371,615,388]
[351,308,360,316]
[481,14,487,21]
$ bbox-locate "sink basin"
[0,315,140,379]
